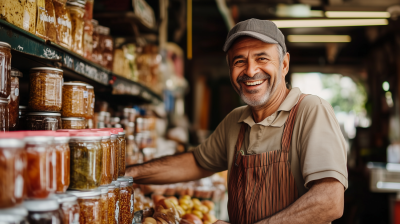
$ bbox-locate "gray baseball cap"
[223,18,286,53]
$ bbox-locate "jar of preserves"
[67,1,85,55]
[68,189,101,224]
[0,42,11,99]
[0,98,9,132]
[86,85,95,119]
[28,67,63,112]
[24,132,55,198]
[0,205,28,224]
[111,181,121,224]
[118,132,127,177]
[54,132,70,193]
[0,133,26,208]
[98,186,108,224]
[97,131,112,185]
[25,198,62,224]
[61,117,86,129]
[53,0,72,49]
[69,131,103,190]
[26,112,62,131]
[36,0,57,42]
[17,105,27,130]
[62,82,88,117]
[9,68,22,131]
[117,178,134,224]
[56,194,80,224]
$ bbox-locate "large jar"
[24,132,55,198]
[62,82,88,117]
[98,131,112,185]
[0,205,28,224]
[117,178,134,224]
[111,181,121,224]
[56,194,80,224]
[54,132,70,193]
[28,67,63,112]
[0,98,9,132]
[98,186,108,224]
[118,132,127,177]
[17,105,27,130]
[53,0,72,49]
[61,117,86,129]
[25,198,62,224]
[69,131,103,190]
[67,1,85,55]
[86,85,95,119]
[0,42,11,98]
[0,133,26,208]
[36,0,57,42]
[26,112,62,130]
[9,68,22,131]
[68,189,101,224]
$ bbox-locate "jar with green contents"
[69,131,103,190]
[68,189,101,224]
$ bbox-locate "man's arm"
[125,152,215,184]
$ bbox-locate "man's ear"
[282,52,290,77]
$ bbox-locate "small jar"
[0,133,26,208]
[62,82,88,117]
[86,85,95,119]
[54,0,73,49]
[117,178,134,224]
[67,1,86,55]
[0,98,9,132]
[28,67,63,112]
[98,186,108,224]
[35,0,57,42]
[24,132,55,198]
[0,42,11,99]
[0,205,28,224]
[56,194,80,224]
[53,132,70,193]
[26,112,62,130]
[9,68,22,131]
[118,132,127,177]
[69,131,103,190]
[61,117,86,129]
[17,105,27,130]
[97,131,112,185]
[68,189,101,224]
[111,181,121,224]
[25,198,62,224]
[104,184,116,224]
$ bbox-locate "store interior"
[1,0,400,223]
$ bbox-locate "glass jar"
[0,205,28,224]
[118,132,126,177]
[86,85,95,119]
[54,132,70,193]
[56,194,80,224]
[25,198,62,224]
[69,131,103,190]
[98,131,112,185]
[117,178,134,224]
[103,184,116,224]
[0,42,11,99]
[53,0,72,49]
[28,67,63,112]
[126,135,140,165]
[111,181,120,224]
[26,112,62,131]
[67,1,85,55]
[98,186,108,224]
[61,117,86,129]
[110,133,118,181]
[0,133,26,208]
[68,189,101,224]
[9,68,22,131]
[62,82,88,117]
[24,133,55,198]
[36,0,57,42]
[0,98,9,132]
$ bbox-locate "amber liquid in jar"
[119,182,134,224]
[111,135,119,180]
[53,0,72,49]
[78,197,101,224]
[62,83,88,117]
[118,134,126,177]
[54,139,70,193]
[68,4,85,55]
[86,86,95,119]
[0,43,11,98]
[100,138,112,185]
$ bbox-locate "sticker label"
[83,91,88,98]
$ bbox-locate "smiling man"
[126,19,348,224]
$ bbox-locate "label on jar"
[130,194,134,214]
[115,200,119,224]
[83,91,88,98]
[14,175,24,198]
[15,88,19,96]
[23,10,30,31]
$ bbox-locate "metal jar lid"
[86,84,94,89]
[118,132,125,136]
[30,67,63,73]
[66,0,86,8]
[63,82,88,87]
[61,117,85,121]
[27,112,61,116]
[67,189,101,198]
[24,198,59,211]
[112,181,121,188]
[0,41,11,48]
[0,205,28,222]
[11,68,23,77]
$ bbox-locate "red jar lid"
[102,128,123,134]
[57,129,81,132]
[24,131,57,136]
[70,131,103,137]
[0,132,25,139]
[53,132,70,137]
[96,131,111,136]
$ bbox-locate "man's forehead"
[228,37,277,56]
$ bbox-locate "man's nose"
[245,60,259,77]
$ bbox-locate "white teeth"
[245,80,263,86]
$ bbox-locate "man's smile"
[243,79,266,86]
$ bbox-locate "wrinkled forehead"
[227,37,279,60]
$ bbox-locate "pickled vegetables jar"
[9,68,22,131]
[118,132,126,177]
[98,186,109,224]
[56,194,80,224]
[0,98,9,132]
[0,42,11,98]
[28,67,63,112]
[26,112,62,130]
[62,82,88,117]
[53,132,70,193]
[61,117,86,129]
[67,0,85,55]
[0,132,26,208]
[68,189,101,224]
[53,0,72,49]
[69,131,103,190]
[25,198,62,224]
[117,178,134,224]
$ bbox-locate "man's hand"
[213,221,229,224]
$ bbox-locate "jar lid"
[27,112,61,116]
[11,68,23,77]
[61,117,85,121]
[0,41,11,48]
[63,82,88,87]
[118,132,125,136]
[112,181,121,188]
[55,194,78,203]
[30,67,63,73]
[102,184,116,190]
[25,131,57,136]
[19,105,27,109]
[57,129,81,132]
[0,97,8,104]
[0,138,25,148]
[86,85,94,89]
[70,131,103,139]
[117,176,134,184]
[0,132,25,139]
[23,131,55,143]
[24,198,59,211]
[98,186,109,194]
[96,131,111,139]
[54,132,70,142]
[67,189,101,198]
[0,205,28,216]
[66,0,86,8]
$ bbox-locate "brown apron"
[227,94,307,224]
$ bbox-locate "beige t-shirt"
[193,87,348,196]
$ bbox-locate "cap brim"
[223,31,278,52]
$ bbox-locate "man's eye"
[258,57,267,61]
[234,60,245,65]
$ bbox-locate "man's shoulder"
[299,94,333,111]
[221,105,248,124]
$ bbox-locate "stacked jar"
[67,189,102,224]
[104,128,126,178]
[61,82,89,129]
[24,198,63,224]
[27,67,64,131]
[56,194,80,224]
[117,177,134,224]
[0,42,11,132]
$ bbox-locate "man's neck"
[251,84,290,123]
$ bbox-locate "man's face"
[228,37,286,107]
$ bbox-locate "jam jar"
[0,132,26,208]
[117,178,134,224]
[24,131,55,198]
[0,205,28,224]
[62,82,88,117]
[56,194,80,224]
[0,42,11,99]
[26,112,62,131]
[28,67,63,112]
[53,132,70,193]
[0,98,9,132]
[61,117,86,129]
[69,131,103,190]
[68,189,101,224]
[18,105,27,130]
[98,186,108,224]
[25,198,62,224]
[118,132,126,177]
[9,68,22,131]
